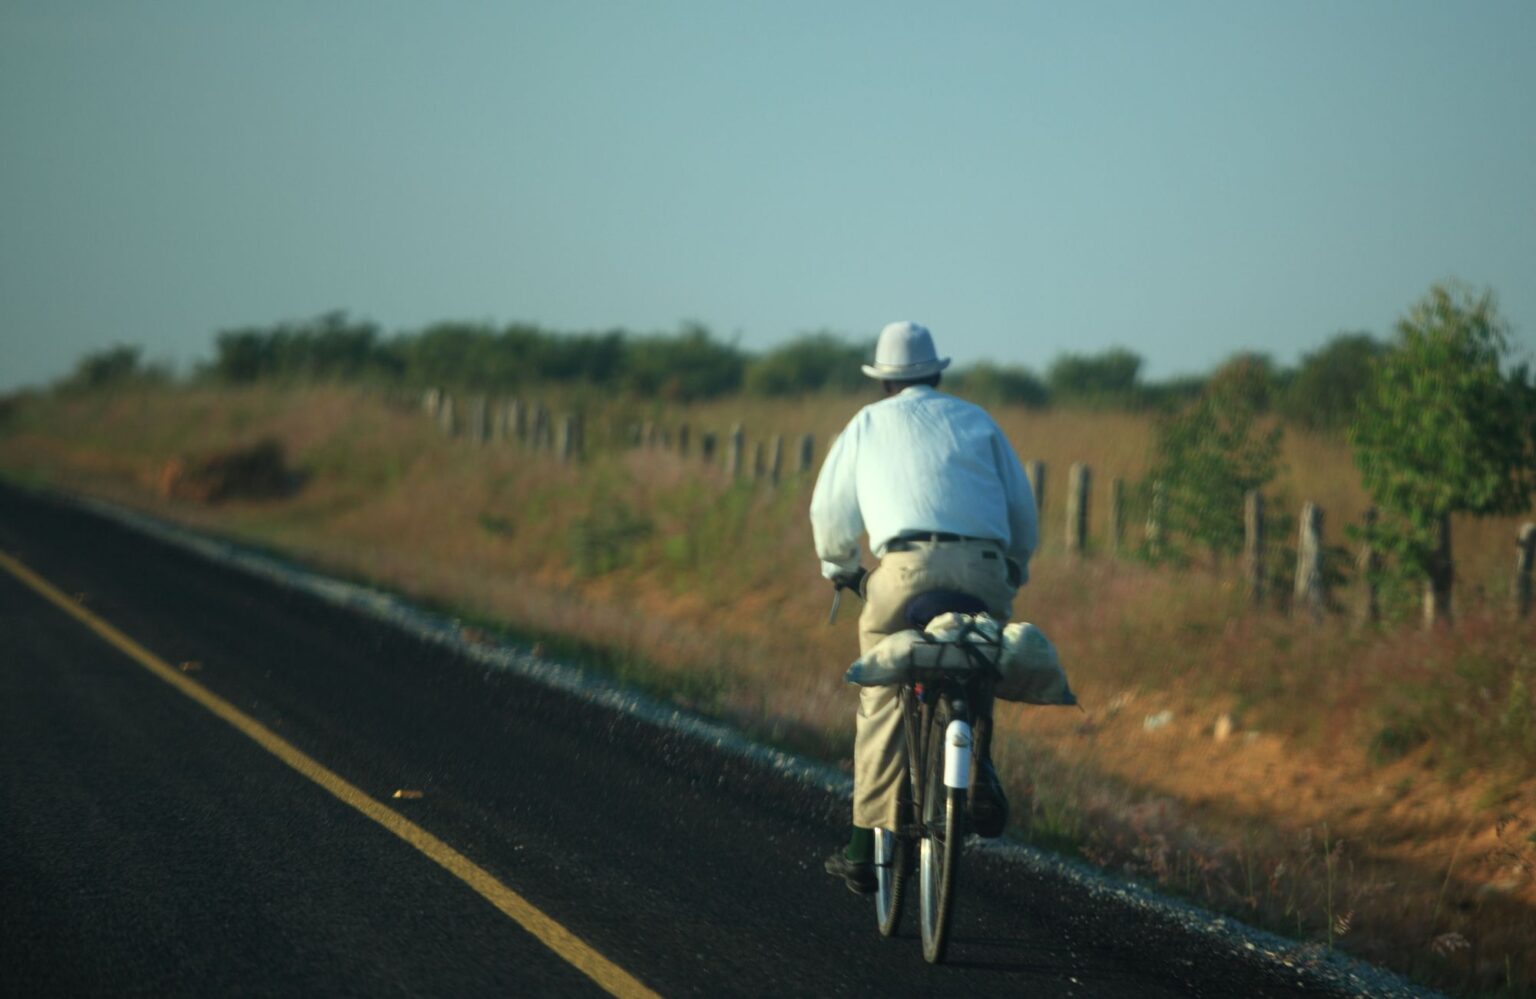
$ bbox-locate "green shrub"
[1047,347,1143,406]
[1206,352,1280,413]
[1350,282,1536,588]
[1500,674,1534,751]
[1368,718,1430,764]
[622,325,746,400]
[567,503,653,577]
[743,332,868,396]
[211,311,389,384]
[57,344,169,391]
[948,362,1049,408]
[1140,378,1284,564]
[1278,332,1384,432]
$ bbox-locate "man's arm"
[809,421,865,580]
[992,428,1037,584]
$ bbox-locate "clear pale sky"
[2,1,1532,392]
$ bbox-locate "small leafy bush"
[1140,379,1283,564]
[567,503,653,577]
[1350,282,1536,588]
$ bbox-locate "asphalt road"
[0,482,1372,997]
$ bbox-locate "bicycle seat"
[903,590,988,630]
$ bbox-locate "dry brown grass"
[3,382,1534,995]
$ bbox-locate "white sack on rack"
[994,621,1074,706]
[843,612,1076,707]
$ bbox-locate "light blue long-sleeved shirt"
[809,386,1038,581]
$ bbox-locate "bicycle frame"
[831,580,997,961]
[898,670,990,837]
[898,666,994,962]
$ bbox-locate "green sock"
[845,826,874,864]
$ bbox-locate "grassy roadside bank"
[3,383,1533,995]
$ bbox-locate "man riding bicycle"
[811,321,1038,894]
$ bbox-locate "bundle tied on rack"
[843,612,1076,706]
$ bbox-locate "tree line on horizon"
[30,282,1536,616]
[49,312,1394,434]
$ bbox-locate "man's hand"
[827,566,866,625]
[831,566,867,594]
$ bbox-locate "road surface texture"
[0,482,1426,997]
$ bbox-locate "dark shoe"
[824,850,877,894]
[970,759,1009,838]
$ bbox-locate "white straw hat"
[861,321,951,381]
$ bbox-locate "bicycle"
[833,577,999,964]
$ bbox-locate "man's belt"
[885,532,996,552]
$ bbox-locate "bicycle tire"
[918,698,965,963]
[876,688,923,938]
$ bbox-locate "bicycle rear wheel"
[918,699,965,964]
[877,688,922,938]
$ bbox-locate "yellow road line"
[0,550,659,999]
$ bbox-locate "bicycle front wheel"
[918,700,965,964]
[874,825,907,937]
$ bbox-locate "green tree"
[743,332,868,396]
[59,344,169,391]
[210,311,387,384]
[1206,352,1279,413]
[624,324,746,400]
[62,344,145,389]
[947,362,1049,408]
[1136,373,1207,411]
[1349,283,1536,590]
[1142,377,1284,564]
[1046,347,1142,406]
[1279,332,1385,432]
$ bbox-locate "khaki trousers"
[853,539,1015,830]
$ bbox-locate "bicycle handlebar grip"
[832,566,868,593]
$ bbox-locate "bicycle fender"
[944,720,972,789]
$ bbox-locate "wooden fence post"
[1066,463,1090,555]
[1423,513,1453,628]
[1145,480,1164,559]
[1026,460,1046,520]
[751,441,765,482]
[531,404,549,451]
[799,434,815,474]
[438,394,456,437]
[1294,502,1325,622]
[1358,508,1381,624]
[558,414,580,463]
[1244,490,1265,605]
[467,396,488,445]
[510,399,526,443]
[700,432,717,464]
[422,387,442,419]
[727,423,744,478]
[490,400,508,443]
[1515,523,1536,619]
[769,435,784,486]
[1109,478,1124,555]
